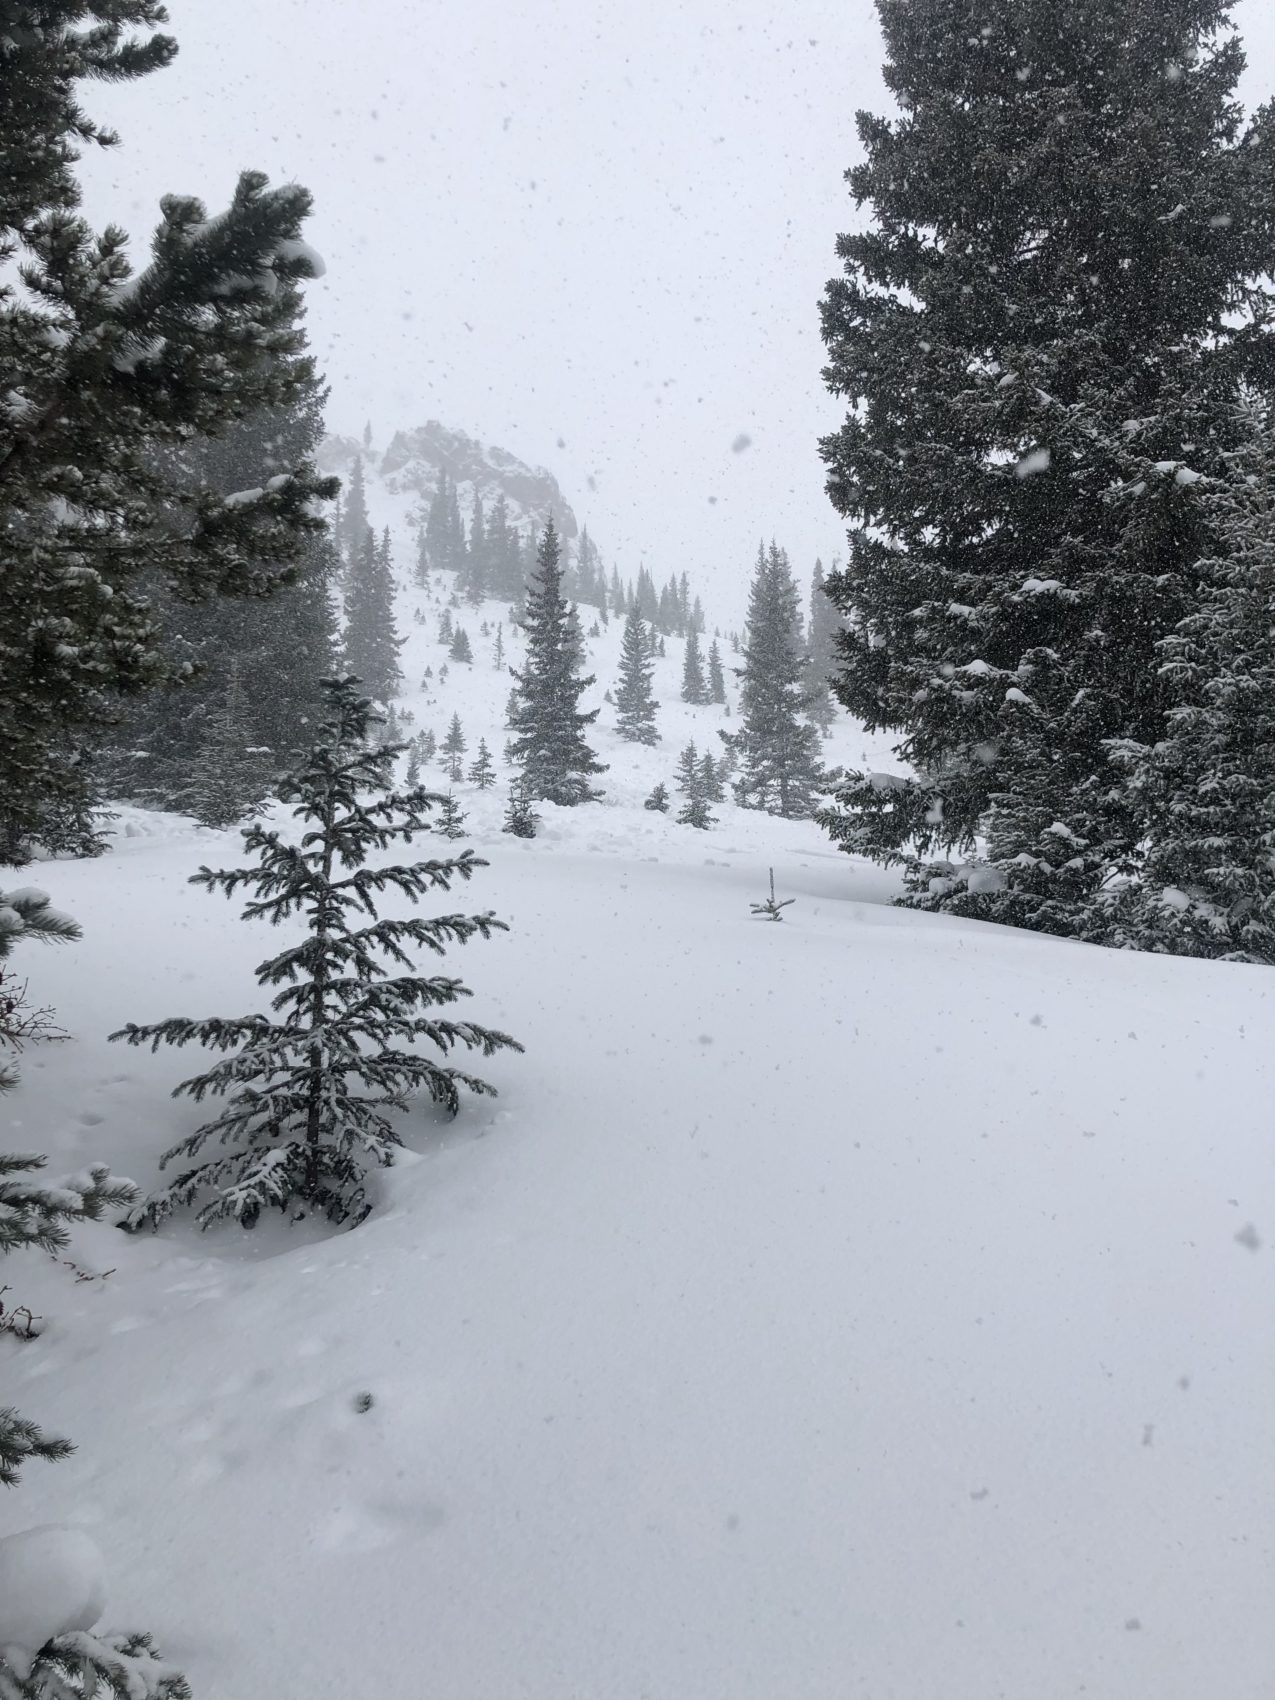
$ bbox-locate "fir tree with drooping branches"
[1110,401,1275,960]
[815,0,1275,936]
[507,521,607,806]
[112,678,522,1232]
[614,609,661,744]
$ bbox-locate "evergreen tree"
[461,489,487,604]
[614,610,661,744]
[1110,402,1275,959]
[0,15,333,863]
[673,737,716,827]
[644,782,670,813]
[0,889,80,1092]
[343,529,403,702]
[438,609,454,645]
[484,497,512,600]
[180,660,272,830]
[699,751,726,805]
[502,786,539,839]
[564,604,586,674]
[493,625,506,670]
[726,544,823,818]
[707,639,728,706]
[635,566,659,625]
[675,741,700,796]
[441,713,467,783]
[676,794,714,831]
[467,740,496,789]
[413,526,431,589]
[340,454,371,565]
[436,793,468,841]
[449,627,474,665]
[423,470,450,574]
[405,745,422,789]
[507,522,607,805]
[816,0,1275,934]
[681,630,710,704]
[803,561,839,734]
[5,1629,193,1700]
[95,328,342,815]
[113,679,522,1231]
[418,729,438,761]
[445,475,466,574]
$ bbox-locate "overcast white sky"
[77,0,1275,624]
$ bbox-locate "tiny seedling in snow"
[750,868,794,922]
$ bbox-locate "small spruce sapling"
[502,786,539,839]
[676,793,714,831]
[750,867,794,922]
[644,782,670,813]
[436,793,467,841]
[112,678,522,1231]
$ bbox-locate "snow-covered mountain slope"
[321,421,580,543]
[5,538,1273,1700]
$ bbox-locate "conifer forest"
[1,4,1272,1697]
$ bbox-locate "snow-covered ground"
[4,538,1273,1699]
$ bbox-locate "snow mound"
[0,1526,106,1672]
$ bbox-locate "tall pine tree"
[340,454,371,565]
[816,0,1275,936]
[707,639,728,706]
[726,544,823,818]
[614,610,661,744]
[344,528,403,702]
[681,630,710,705]
[507,521,607,805]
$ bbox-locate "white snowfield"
[4,533,1273,1699]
